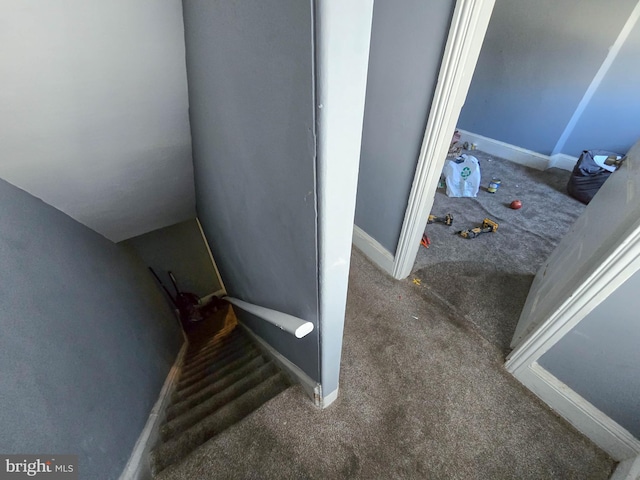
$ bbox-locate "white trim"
[392,0,496,280]
[352,224,395,275]
[320,387,339,408]
[238,322,321,407]
[501,159,640,462]
[457,130,578,171]
[512,363,640,461]
[119,341,188,480]
[506,222,640,374]
[458,129,550,171]
[552,0,640,155]
[195,217,227,295]
[611,455,640,480]
[548,153,578,171]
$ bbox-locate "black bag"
[567,150,620,204]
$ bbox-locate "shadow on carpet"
[413,151,585,354]
[416,261,534,355]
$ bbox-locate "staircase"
[150,306,291,476]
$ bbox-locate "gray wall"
[539,268,640,438]
[355,0,455,253]
[0,178,182,479]
[0,0,194,242]
[458,0,638,156]
[122,219,221,299]
[563,20,640,156]
[182,0,320,381]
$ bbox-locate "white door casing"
[507,141,640,461]
[391,0,496,280]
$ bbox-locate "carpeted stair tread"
[172,349,262,403]
[184,330,248,364]
[185,325,243,359]
[160,361,280,441]
[176,345,258,391]
[151,372,291,475]
[166,355,269,421]
[179,336,253,379]
[184,334,244,365]
[184,330,247,360]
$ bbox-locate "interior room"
[410,0,640,354]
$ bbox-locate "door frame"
[505,216,640,461]
[392,0,640,465]
[391,0,496,280]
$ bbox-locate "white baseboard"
[321,387,339,408]
[119,341,188,480]
[457,130,577,172]
[238,322,325,408]
[352,224,395,275]
[549,153,578,171]
[512,362,640,461]
[611,455,640,480]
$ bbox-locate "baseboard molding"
[352,224,395,276]
[611,455,640,480]
[196,217,227,294]
[457,130,577,172]
[512,362,640,461]
[549,153,578,171]
[119,341,188,480]
[320,387,339,408]
[238,322,324,408]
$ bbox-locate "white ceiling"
[0,0,195,242]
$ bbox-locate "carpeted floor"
[413,150,586,353]
[158,247,614,480]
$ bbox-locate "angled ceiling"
[0,0,195,242]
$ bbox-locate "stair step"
[180,341,254,382]
[184,333,249,368]
[185,328,243,361]
[176,345,258,391]
[166,355,269,421]
[172,349,261,403]
[186,325,236,349]
[151,372,290,475]
[160,362,279,442]
[180,336,252,378]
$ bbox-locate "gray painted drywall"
[182,0,320,381]
[0,179,182,479]
[0,0,194,242]
[458,0,637,155]
[562,19,640,157]
[122,219,221,299]
[314,0,375,400]
[539,268,640,438]
[355,0,455,253]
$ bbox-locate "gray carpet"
[157,248,614,480]
[413,150,586,353]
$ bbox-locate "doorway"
[396,0,640,348]
[412,149,585,354]
[390,0,640,465]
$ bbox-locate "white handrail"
[223,296,314,339]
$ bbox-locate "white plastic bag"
[443,154,481,197]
